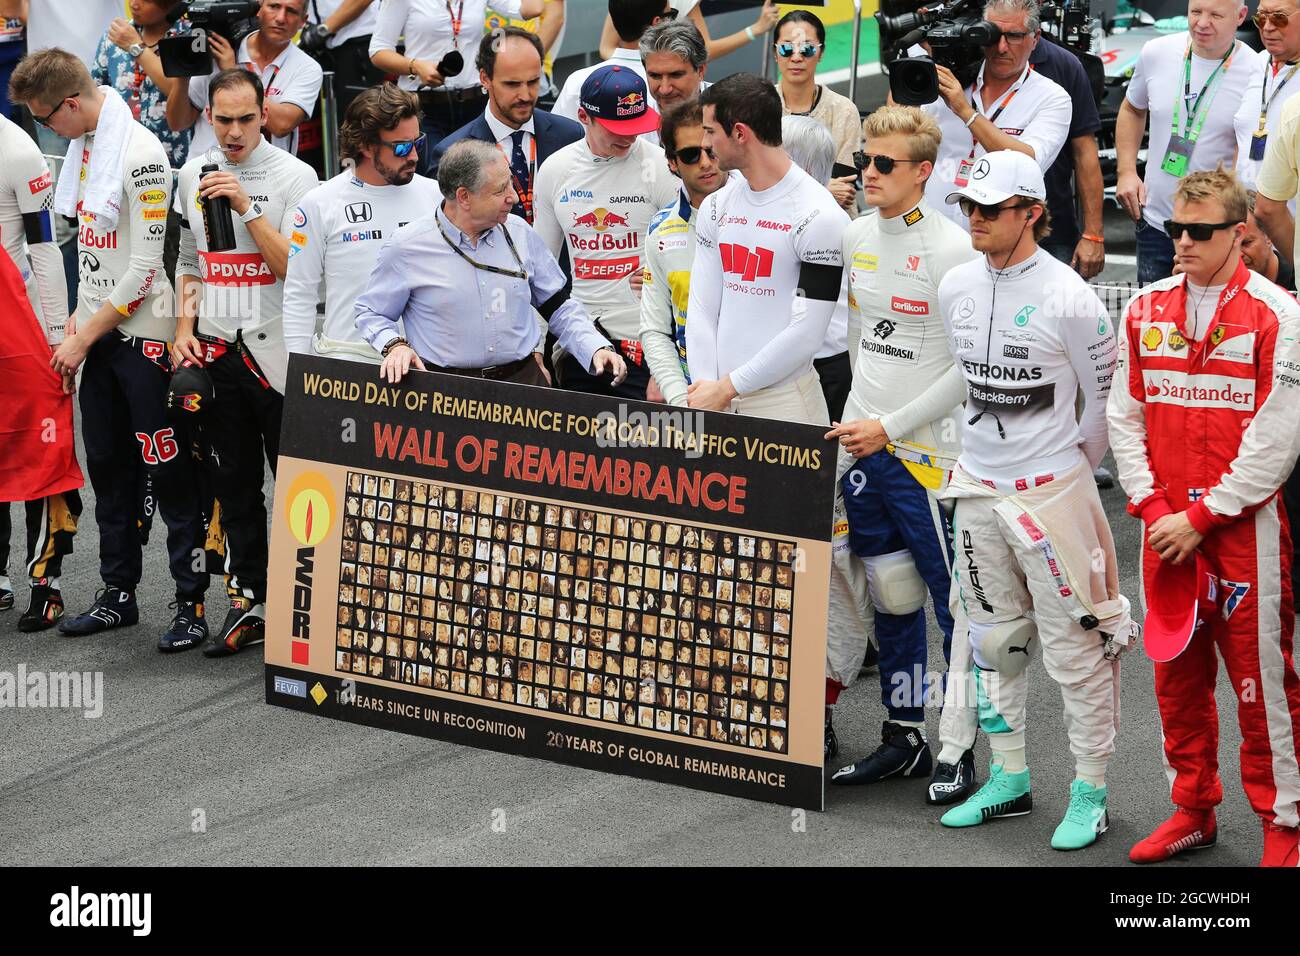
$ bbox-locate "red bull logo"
[572,207,628,232]
[616,91,645,116]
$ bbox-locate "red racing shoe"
[1261,823,1299,867]
[1129,807,1217,863]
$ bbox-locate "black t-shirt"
[1029,39,1101,244]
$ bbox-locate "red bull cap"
[1143,551,1219,662]
[578,64,660,136]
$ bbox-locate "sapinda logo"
[572,207,629,231]
[200,252,275,286]
[719,243,773,281]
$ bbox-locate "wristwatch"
[239,201,264,223]
[128,42,146,58]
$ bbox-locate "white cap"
[945,150,1046,208]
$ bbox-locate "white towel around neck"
[54,86,134,232]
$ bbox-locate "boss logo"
[344,202,373,223]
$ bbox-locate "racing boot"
[18,579,64,632]
[203,597,265,657]
[830,721,932,785]
[1261,823,1299,867]
[58,586,139,636]
[927,748,978,805]
[1051,779,1108,850]
[0,577,12,611]
[158,600,209,653]
[824,709,839,761]
[1128,807,1216,863]
[941,761,1032,827]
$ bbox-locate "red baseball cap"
[1144,552,1219,662]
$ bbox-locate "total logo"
[285,470,336,667]
[572,207,629,231]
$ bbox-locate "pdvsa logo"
[285,471,335,666]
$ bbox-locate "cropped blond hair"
[1174,165,1249,224]
[9,47,94,107]
[862,105,942,164]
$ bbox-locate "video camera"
[158,0,260,78]
[877,0,1095,106]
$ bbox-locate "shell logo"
[285,471,334,547]
[1142,326,1163,351]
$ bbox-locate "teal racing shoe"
[940,762,1032,828]
[1050,779,1108,850]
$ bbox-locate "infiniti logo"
[79,251,100,272]
[344,202,373,223]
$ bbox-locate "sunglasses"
[958,198,1035,219]
[775,41,822,58]
[854,152,920,175]
[1164,219,1242,241]
[673,145,715,165]
[34,91,79,128]
[988,29,1033,45]
[381,133,428,158]
[1253,11,1291,28]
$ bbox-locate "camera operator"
[167,0,324,157]
[298,0,383,115]
[917,0,1073,232]
[1115,0,1260,285]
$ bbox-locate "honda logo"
[718,243,773,281]
[344,202,373,223]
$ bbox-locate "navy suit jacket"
[428,108,583,183]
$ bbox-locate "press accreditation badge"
[955,157,973,188]
[1161,134,1194,177]
[1250,131,1268,162]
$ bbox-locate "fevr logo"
[718,243,773,281]
[344,202,372,224]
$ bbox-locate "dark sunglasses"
[958,198,1035,219]
[854,152,920,175]
[657,6,678,18]
[1164,219,1242,241]
[775,41,822,58]
[381,133,428,158]
[673,145,715,165]
[1253,11,1291,28]
[987,29,1033,45]
[34,91,79,128]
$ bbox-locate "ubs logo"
[344,202,373,224]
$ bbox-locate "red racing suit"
[1108,260,1300,826]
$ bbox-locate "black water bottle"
[200,162,237,252]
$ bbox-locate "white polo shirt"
[188,34,324,157]
[1126,31,1261,232]
[922,61,1072,230]
[1233,55,1300,198]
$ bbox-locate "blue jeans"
[1136,219,1176,287]
[841,451,956,723]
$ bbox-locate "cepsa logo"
[284,471,335,665]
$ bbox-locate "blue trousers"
[842,451,955,723]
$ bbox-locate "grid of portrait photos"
[336,473,798,754]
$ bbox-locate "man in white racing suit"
[283,83,441,363]
[825,106,980,798]
[933,150,1133,850]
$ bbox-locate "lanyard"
[967,64,1033,157]
[438,214,529,280]
[496,133,537,222]
[446,0,465,46]
[1258,59,1300,132]
[1172,42,1234,143]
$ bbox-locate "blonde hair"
[1174,165,1249,224]
[9,47,94,107]
[862,105,942,164]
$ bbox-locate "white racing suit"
[939,459,1134,779]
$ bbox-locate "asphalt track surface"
[0,206,1270,867]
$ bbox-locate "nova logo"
[559,188,594,203]
[285,471,335,667]
[718,243,773,281]
[344,202,372,223]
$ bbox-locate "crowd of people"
[3,0,1300,867]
